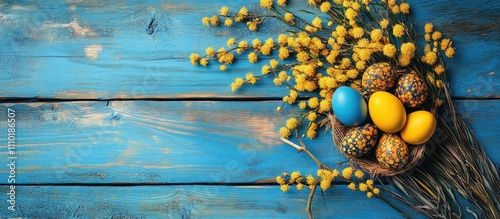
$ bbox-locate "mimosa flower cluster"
[190,0,454,140]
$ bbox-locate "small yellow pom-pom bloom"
[400,3,410,14]
[202,17,210,26]
[308,97,319,108]
[352,27,365,39]
[391,5,400,14]
[279,127,291,138]
[373,188,380,195]
[296,183,304,191]
[354,170,365,179]
[290,171,302,183]
[298,101,307,109]
[238,6,248,16]
[346,69,359,79]
[348,182,356,191]
[200,58,208,67]
[247,21,258,31]
[227,38,236,47]
[278,34,288,45]
[434,65,445,75]
[320,179,332,191]
[432,31,442,41]
[370,29,383,42]
[367,191,373,198]
[307,122,317,139]
[380,19,389,29]
[246,73,257,84]
[383,44,397,58]
[307,112,317,121]
[278,0,287,6]
[230,78,245,92]
[219,65,227,71]
[424,23,434,33]
[248,52,258,63]
[445,47,455,58]
[224,18,233,27]
[210,15,219,26]
[220,6,229,16]
[440,38,452,50]
[318,99,332,113]
[260,0,273,9]
[342,167,353,179]
[306,175,317,185]
[320,2,332,12]
[345,8,358,20]
[422,51,437,65]
[189,53,200,65]
[205,47,215,56]
[284,12,294,23]
[278,47,290,60]
[280,184,290,192]
[312,17,322,29]
[392,24,405,38]
[276,176,286,185]
[398,54,412,66]
[366,179,374,189]
[270,59,279,69]
[359,182,368,192]
[401,42,416,56]
[286,117,300,129]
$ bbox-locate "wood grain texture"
[0,100,497,184]
[0,0,498,99]
[0,185,426,219]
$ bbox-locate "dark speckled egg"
[395,73,428,107]
[375,134,408,170]
[340,123,379,157]
[362,62,398,93]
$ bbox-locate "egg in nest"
[395,73,428,107]
[375,134,408,170]
[340,123,379,157]
[362,62,398,93]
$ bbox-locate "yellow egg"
[368,91,406,133]
[375,134,408,170]
[400,110,437,145]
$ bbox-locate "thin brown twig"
[307,184,317,219]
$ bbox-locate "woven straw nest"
[326,91,438,177]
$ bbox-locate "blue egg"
[331,86,368,126]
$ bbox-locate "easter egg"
[362,62,398,93]
[340,123,379,157]
[368,91,406,133]
[400,110,437,145]
[332,86,368,126]
[375,134,409,170]
[395,73,428,107]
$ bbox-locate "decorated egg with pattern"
[362,62,398,93]
[375,134,409,170]
[341,123,379,157]
[395,73,428,107]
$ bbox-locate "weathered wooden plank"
[0,185,426,218]
[0,100,497,184]
[0,0,498,99]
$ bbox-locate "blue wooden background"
[0,0,498,218]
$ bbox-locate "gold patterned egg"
[395,73,428,107]
[340,123,379,157]
[362,62,398,93]
[375,134,408,170]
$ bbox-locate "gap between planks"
[0,96,498,104]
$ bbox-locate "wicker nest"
[327,108,432,176]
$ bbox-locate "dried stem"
[307,184,317,219]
